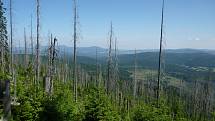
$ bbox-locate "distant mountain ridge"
[13,46,215,82]
[13,46,215,57]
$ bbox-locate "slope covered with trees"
[0,0,214,121]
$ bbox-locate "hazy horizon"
[12,44,215,51]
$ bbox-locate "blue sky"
[3,0,215,49]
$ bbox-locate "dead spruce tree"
[73,0,78,102]
[133,49,137,98]
[107,22,114,94]
[45,34,52,94]
[30,14,34,61]
[114,38,120,104]
[35,0,40,87]
[24,27,28,69]
[157,0,165,107]
[95,47,98,86]
[9,0,16,104]
[47,36,57,95]
[63,48,68,83]
[9,0,13,72]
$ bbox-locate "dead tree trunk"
[24,27,28,69]
[9,1,17,114]
[63,48,68,83]
[73,0,78,102]
[133,49,137,98]
[114,38,119,103]
[96,47,98,86]
[35,0,40,88]
[47,37,57,94]
[30,14,34,61]
[45,34,52,94]
[157,0,165,107]
[9,0,13,71]
[107,22,113,94]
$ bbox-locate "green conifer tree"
[0,0,9,75]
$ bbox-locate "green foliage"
[211,112,215,121]
[11,64,43,121]
[0,72,11,81]
[39,84,84,121]
[0,0,9,74]
[83,87,121,121]
[12,89,44,121]
[132,103,172,121]
[5,56,207,121]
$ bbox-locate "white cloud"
[195,38,200,41]
[187,37,200,41]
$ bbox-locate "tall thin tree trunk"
[107,22,113,94]
[96,47,98,86]
[46,34,52,94]
[73,0,78,102]
[133,49,137,98]
[114,39,117,80]
[30,14,34,61]
[114,38,119,104]
[157,0,165,107]
[63,48,67,83]
[9,0,13,71]
[24,27,28,69]
[51,38,57,93]
[36,0,40,87]
[10,0,16,104]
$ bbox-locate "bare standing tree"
[133,49,137,98]
[114,38,119,87]
[73,0,78,102]
[9,0,16,106]
[50,37,57,94]
[157,0,165,107]
[36,0,40,87]
[9,0,13,71]
[113,38,119,104]
[95,47,98,86]
[24,27,28,69]
[63,48,68,83]
[30,14,34,60]
[107,22,113,94]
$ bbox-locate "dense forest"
[0,0,215,121]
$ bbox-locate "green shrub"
[83,87,121,121]
[132,104,172,121]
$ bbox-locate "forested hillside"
[0,0,215,121]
